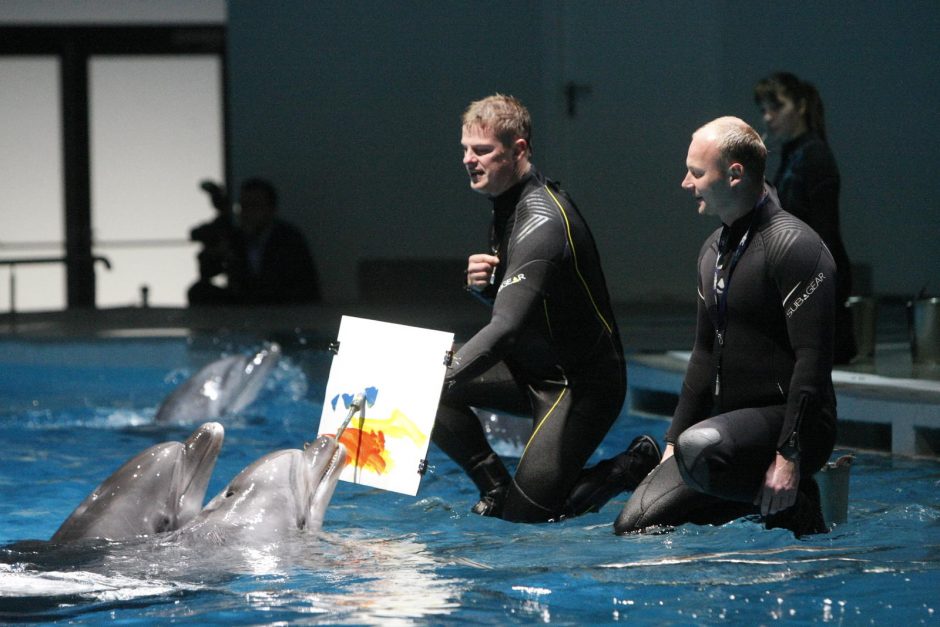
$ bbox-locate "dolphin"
[173,435,347,544]
[155,343,281,423]
[50,422,225,544]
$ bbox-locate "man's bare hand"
[466,253,500,291]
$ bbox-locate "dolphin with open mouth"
[48,415,348,548]
[174,434,348,544]
[50,422,225,544]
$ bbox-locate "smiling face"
[681,129,735,220]
[461,124,527,197]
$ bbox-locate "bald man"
[616,117,837,537]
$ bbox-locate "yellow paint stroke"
[355,409,427,446]
[332,408,427,476]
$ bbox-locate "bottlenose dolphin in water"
[50,422,225,544]
[154,343,281,423]
[46,419,345,549]
[173,434,348,544]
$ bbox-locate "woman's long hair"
[754,72,827,143]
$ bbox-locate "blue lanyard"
[710,195,767,345]
[712,223,750,344]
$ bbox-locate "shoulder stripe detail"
[516,213,551,243]
[544,186,613,335]
[762,216,803,267]
[510,196,555,254]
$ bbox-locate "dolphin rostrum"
[50,422,225,544]
[174,435,348,544]
[155,343,281,423]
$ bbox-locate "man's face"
[681,131,733,218]
[238,188,276,237]
[461,125,522,197]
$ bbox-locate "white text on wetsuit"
[498,273,526,292]
[785,272,826,318]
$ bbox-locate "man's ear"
[727,162,744,187]
[512,138,529,161]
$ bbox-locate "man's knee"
[674,426,723,494]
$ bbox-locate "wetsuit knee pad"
[674,426,723,495]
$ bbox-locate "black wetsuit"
[616,186,837,534]
[432,168,626,522]
[774,131,855,363]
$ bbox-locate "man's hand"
[466,253,500,291]
[755,453,800,516]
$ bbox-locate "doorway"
[0,26,226,311]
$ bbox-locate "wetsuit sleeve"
[665,242,717,444]
[446,200,563,384]
[771,230,837,452]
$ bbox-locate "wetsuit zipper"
[714,331,723,397]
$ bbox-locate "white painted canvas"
[317,316,454,496]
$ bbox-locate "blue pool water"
[1,338,938,624]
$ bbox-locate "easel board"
[317,316,453,496]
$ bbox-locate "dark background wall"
[227,0,940,305]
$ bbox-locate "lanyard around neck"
[710,194,766,343]
[710,193,770,342]
[711,222,751,342]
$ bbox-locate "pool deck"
[2,300,937,458]
[628,349,940,458]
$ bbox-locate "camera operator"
[187,178,321,306]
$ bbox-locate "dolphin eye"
[225,490,235,498]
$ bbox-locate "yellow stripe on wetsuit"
[544,186,613,335]
[520,387,568,461]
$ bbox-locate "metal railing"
[0,255,112,314]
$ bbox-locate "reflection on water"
[1,531,462,624]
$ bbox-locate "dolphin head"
[181,435,346,543]
[155,343,281,424]
[226,342,282,415]
[50,422,225,544]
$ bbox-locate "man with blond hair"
[431,94,660,523]
[616,117,837,537]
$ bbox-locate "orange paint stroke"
[328,408,427,477]
[338,427,390,474]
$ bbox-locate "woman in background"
[755,72,856,364]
